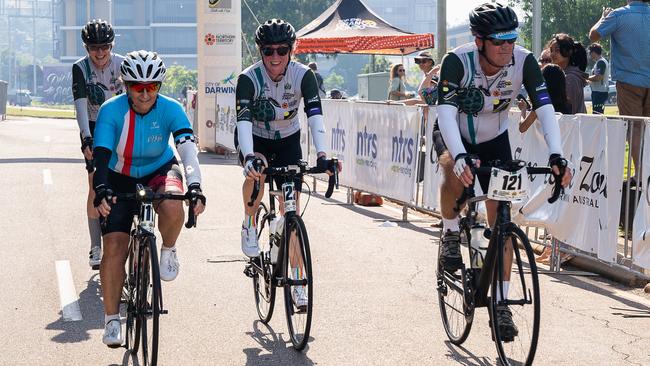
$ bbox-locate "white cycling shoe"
[159,248,179,282]
[241,225,260,257]
[292,286,308,309]
[102,319,123,348]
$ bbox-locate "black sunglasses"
[87,44,111,52]
[487,38,517,46]
[260,46,291,57]
[415,58,432,65]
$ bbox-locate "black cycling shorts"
[234,129,303,191]
[80,120,96,174]
[100,158,183,235]
[462,131,512,193]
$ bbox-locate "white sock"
[105,313,120,325]
[495,281,510,303]
[442,217,460,232]
[161,245,176,252]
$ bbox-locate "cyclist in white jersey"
[235,19,337,306]
[436,3,572,340]
[72,19,125,269]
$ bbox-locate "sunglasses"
[414,59,431,65]
[87,44,111,52]
[398,69,405,72]
[486,38,517,46]
[260,46,291,57]
[128,82,161,93]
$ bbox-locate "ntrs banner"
[519,115,626,262]
[422,107,441,210]
[196,0,241,151]
[352,103,419,203]
[633,124,650,269]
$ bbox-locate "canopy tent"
[294,0,434,55]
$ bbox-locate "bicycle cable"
[300,178,312,219]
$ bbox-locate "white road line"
[55,260,83,321]
[43,169,53,185]
[43,136,51,143]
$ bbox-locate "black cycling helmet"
[469,3,518,39]
[255,19,296,46]
[81,19,114,45]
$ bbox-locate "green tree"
[511,0,613,56]
[361,56,391,73]
[241,0,331,67]
[323,71,344,90]
[160,65,198,99]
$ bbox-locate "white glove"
[243,156,257,178]
[453,154,469,178]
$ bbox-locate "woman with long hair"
[547,33,588,114]
[519,63,572,132]
[388,63,409,101]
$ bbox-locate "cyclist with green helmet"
[72,19,125,269]
[436,3,572,340]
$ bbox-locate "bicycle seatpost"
[247,158,265,207]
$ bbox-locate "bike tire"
[253,202,276,323]
[489,224,540,366]
[138,237,161,366]
[437,224,474,345]
[282,215,313,350]
[125,238,140,353]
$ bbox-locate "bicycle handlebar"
[247,158,340,206]
[110,184,199,229]
[453,159,565,212]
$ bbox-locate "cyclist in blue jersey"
[72,19,125,269]
[92,50,206,347]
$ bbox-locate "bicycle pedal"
[91,265,100,270]
[160,309,168,315]
[243,265,255,278]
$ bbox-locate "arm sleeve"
[436,53,464,107]
[535,104,563,155]
[92,147,112,189]
[301,69,323,118]
[437,104,466,159]
[522,53,552,110]
[72,64,91,137]
[168,100,202,186]
[236,74,256,158]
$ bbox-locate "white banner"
[519,115,626,262]
[352,103,419,203]
[422,107,441,210]
[633,124,650,269]
[196,0,241,151]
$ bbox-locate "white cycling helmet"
[120,50,166,83]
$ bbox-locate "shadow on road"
[243,320,315,366]
[45,273,104,343]
[444,340,494,365]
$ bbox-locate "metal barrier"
[0,80,7,120]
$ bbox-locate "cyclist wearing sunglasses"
[435,2,571,341]
[72,19,125,270]
[234,18,335,260]
[92,50,205,346]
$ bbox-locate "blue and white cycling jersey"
[94,94,193,178]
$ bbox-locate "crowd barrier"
[207,98,649,276]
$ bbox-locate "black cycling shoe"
[492,305,519,342]
[440,230,464,272]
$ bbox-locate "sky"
[446,0,524,26]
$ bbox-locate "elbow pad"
[308,114,327,154]
[236,120,255,158]
[535,104,563,155]
[176,136,202,186]
[74,98,91,138]
[437,104,466,159]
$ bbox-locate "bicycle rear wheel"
[437,225,474,345]
[253,203,276,323]
[283,215,313,350]
[138,237,161,366]
[489,225,540,366]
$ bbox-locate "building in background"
[447,22,472,50]
[365,0,437,34]
[53,0,197,69]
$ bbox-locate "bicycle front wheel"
[283,215,313,350]
[436,225,474,345]
[253,203,276,323]
[125,238,139,353]
[138,237,161,366]
[490,224,540,366]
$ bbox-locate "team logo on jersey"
[492,90,501,97]
[282,102,288,109]
[492,98,512,113]
[87,83,108,105]
[497,80,512,89]
[284,83,292,90]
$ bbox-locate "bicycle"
[436,159,564,366]
[114,184,199,366]
[244,158,338,350]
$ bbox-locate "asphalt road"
[1,116,649,365]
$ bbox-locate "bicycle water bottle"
[270,216,284,264]
[469,225,490,268]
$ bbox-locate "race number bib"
[487,167,529,201]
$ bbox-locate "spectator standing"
[519,64,572,132]
[590,1,650,184]
[388,63,410,101]
[308,62,326,98]
[547,33,588,114]
[587,43,610,114]
[539,48,552,68]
